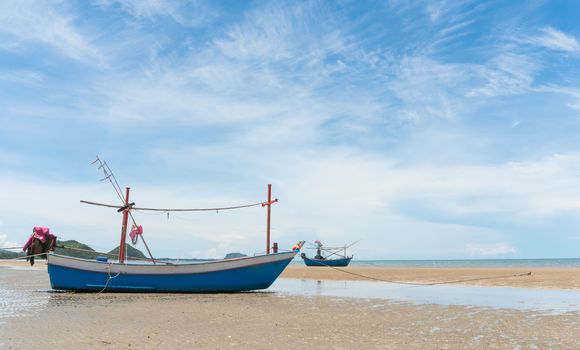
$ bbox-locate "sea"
[290,258,580,268]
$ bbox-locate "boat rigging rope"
[80,200,265,212]
[53,245,174,265]
[84,158,267,265]
[1,247,175,264]
[133,201,265,212]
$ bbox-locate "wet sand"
[1,265,580,349]
[282,266,580,289]
[2,262,580,349]
[0,260,47,270]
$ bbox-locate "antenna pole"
[262,184,278,254]
[119,187,131,263]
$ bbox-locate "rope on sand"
[306,260,532,287]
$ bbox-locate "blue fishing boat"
[300,240,357,267]
[47,251,296,292]
[301,255,352,267]
[43,157,301,293]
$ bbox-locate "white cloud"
[388,154,580,218]
[0,1,103,64]
[0,70,44,85]
[0,234,20,249]
[535,85,580,113]
[530,27,580,53]
[388,56,471,121]
[467,243,516,257]
[97,0,214,26]
[3,147,580,259]
[147,142,580,223]
[468,53,538,97]
[2,0,580,260]
[215,1,344,63]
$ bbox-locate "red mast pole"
[262,184,278,254]
[119,187,131,263]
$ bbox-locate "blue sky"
[2,0,580,259]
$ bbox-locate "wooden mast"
[262,184,278,254]
[119,187,131,263]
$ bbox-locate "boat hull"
[47,252,296,292]
[302,256,352,267]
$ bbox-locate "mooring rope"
[311,262,533,286]
[299,241,533,287]
[98,262,121,293]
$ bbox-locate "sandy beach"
[282,265,580,289]
[2,261,580,349]
[4,260,580,289]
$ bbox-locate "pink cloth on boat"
[129,225,143,241]
[23,227,51,251]
[22,236,34,251]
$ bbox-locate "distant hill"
[0,249,24,259]
[108,245,147,259]
[55,240,146,261]
[3,240,240,262]
[55,240,100,259]
[224,252,247,259]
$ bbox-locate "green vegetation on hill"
[108,245,147,259]
[2,240,243,262]
[55,240,100,259]
[55,240,146,260]
[0,249,25,259]
[224,252,247,259]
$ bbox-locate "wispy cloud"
[468,53,538,97]
[0,1,103,64]
[388,56,473,121]
[0,234,20,249]
[535,85,580,112]
[215,1,344,64]
[0,70,44,85]
[2,0,580,259]
[530,27,580,53]
[96,0,215,26]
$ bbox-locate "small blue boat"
[47,251,296,292]
[301,255,352,267]
[300,240,355,267]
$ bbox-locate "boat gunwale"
[48,251,297,276]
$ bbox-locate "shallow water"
[270,278,580,314]
[2,266,580,327]
[0,268,49,324]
